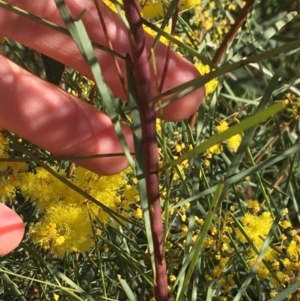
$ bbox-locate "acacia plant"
[1,0,300,300]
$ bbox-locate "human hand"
[0,0,204,255]
[0,203,24,256]
[0,0,204,175]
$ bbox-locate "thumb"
[0,203,25,256]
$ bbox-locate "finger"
[0,203,25,256]
[0,54,134,175]
[0,0,204,121]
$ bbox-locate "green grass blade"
[175,182,224,301]
[225,66,283,178]
[267,281,300,301]
[167,100,286,167]
[153,39,300,105]
[117,275,137,301]
[173,141,300,207]
[231,11,298,62]
[232,201,288,301]
[54,0,134,169]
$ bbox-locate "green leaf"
[166,100,287,167]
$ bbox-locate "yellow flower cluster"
[103,0,198,20]
[285,92,300,119]
[194,62,218,96]
[236,211,274,261]
[165,203,235,297]
[0,130,9,157]
[234,200,300,297]
[165,198,300,299]
[27,166,142,255]
[192,1,242,46]
[0,131,27,201]
[143,24,183,48]
[204,120,242,166]
[30,203,96,255]
[216,121,242,152]
[140,0,199,20]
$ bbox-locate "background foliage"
[1,0,300,300]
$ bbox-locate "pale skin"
[0,0,204,255]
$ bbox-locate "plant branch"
[159,0,180,92]
[213,0,256,64]
[122,0,169,300]
[93,0,127,96]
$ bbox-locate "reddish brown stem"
[159,0,180,92]
[212,0,256,64]
[93,0,127,96]
[122,0,169,300]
